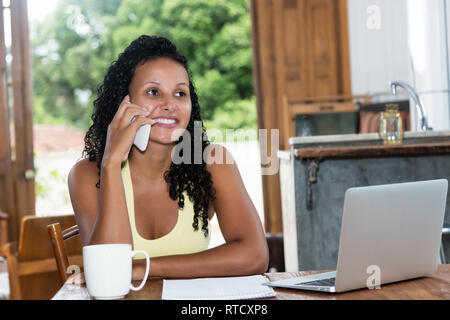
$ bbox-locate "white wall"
[347,0,411,95]
[407,0,450,130]
[347,0,450,131]
[446,0,450,128]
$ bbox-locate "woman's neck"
[128,141,175,181]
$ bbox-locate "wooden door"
[0,0,35,243]
[0,1,17,242]
[250,0,351,233]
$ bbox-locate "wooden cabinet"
[280,140,450,271]
[276,0,350,101]
[251,0,351,232]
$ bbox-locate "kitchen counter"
[278,130,450,272]
[289,130,450,148]
[294,141,450,158]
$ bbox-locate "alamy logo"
[366,5,381,30]
[66,264,81,276]
[366,265,381,289]
[170,121,280,176]
[65,265,82,291]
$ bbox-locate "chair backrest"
[2,214,82,299]
[18,215,80,261]
[0,211,8,247]
[265,233,285,272]
[47,222,81,283]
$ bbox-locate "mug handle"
[130,250,150,291]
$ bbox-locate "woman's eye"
[175,91,186,97]
[147,89,158,96]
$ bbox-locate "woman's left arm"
[133,144,269,279]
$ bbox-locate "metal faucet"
[389,81,432,131]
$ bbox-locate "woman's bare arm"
[132,144,269,278]
[68,159,133,246]
[68,95,154,246]
[70,142,268,279]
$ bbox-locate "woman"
[68,35,269,280]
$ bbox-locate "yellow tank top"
[121,159,210,259]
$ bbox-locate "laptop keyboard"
[295,277,336,287]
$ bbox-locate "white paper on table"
[162,275,276,300]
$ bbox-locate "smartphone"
[129,97,151,151]
[133,123,151,151]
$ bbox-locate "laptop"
[263,179,448,293]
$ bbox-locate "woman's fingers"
[129,114,156,129]
[102,94,157,163]
[115,95,144,118]
[113,95,156,128]
[115,95,132,119]
[122,106,150,125]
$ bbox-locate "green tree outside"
[31,0,257,139]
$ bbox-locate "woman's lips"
[152,116,179,129]
[154,122,178,129]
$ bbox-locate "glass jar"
[379,104,403,145]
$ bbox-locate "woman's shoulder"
[204,143,235,167]
[68,158,100,190]
[205,143,240,182]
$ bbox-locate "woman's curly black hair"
[82,35,215,237]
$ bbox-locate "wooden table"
[52,264,450,300]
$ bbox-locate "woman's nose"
[160,97,177,112]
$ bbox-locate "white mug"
[83,244,150,299]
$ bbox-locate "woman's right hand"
[102,95,155,167]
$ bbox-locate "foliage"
[31,0,257,136]
[204,96,257,142]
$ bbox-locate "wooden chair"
[0,214,82,299]
[47,222,80,283]
[0,211,8,247]
[265,233,285,272]
[0,211,9,286]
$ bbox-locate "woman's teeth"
[154,118,176,124]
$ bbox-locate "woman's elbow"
[246,242,269,274]
[258,244,270,273]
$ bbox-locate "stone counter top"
[294,141,450,159]
[286,130,450,159]
[289,130,450,148]
[279,131,450,270]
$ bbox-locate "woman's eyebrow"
[144,81,189,87]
